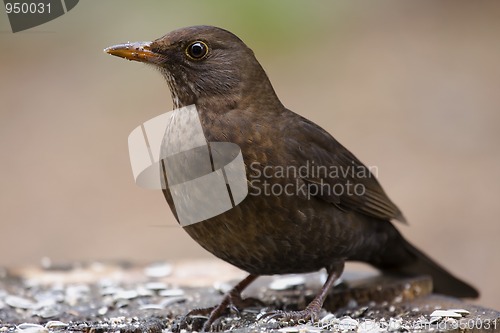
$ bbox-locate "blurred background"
[1,1,499,309]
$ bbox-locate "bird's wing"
[283,113,406,223]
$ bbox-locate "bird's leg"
[184,274,258,331]
[262,262,345,324]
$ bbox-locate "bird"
[105,25,478,330]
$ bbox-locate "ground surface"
[0,261,498,332]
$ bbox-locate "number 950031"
[5,2,51,14]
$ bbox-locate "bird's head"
[105,25,280,111]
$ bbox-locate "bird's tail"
[369,226,479,298]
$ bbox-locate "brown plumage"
[105,25,478,330]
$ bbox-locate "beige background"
[1,1,499,309]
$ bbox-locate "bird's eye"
[186,41,209,60]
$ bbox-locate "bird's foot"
[259,264,344,326]
[175,274,259,332]
[178,293,262,331]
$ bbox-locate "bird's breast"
[161,109,363,274]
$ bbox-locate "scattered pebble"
[144,262,172,278]
[109,316,126,325]
[64,285,90,305]
[269,276,305,291]
[113,289,139,301]
[159,288,185,297]
[100,285,122,296]
[97,306,108,316]
[34,290,64,305]
[338,316,358,330]
[159,296,187,307]
[392,295,403,303]
[443,317,458,327]
[448,308,470,315]
[144,282,168,291]
[319,313,335,324]
[213,281,233,294]
[44,321,68,329]
[136,286,154,297]
[430,309,464,318]
[15,324,48,333]
[17,324,44,330]
[138,303,165,310]
[426,308,472,328]
[34,307,61,319]
[387,318,402,331]
[5,295,36,310]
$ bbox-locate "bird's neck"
[167,58,283,115]
[199,67,283,115]
[195,81,285,148]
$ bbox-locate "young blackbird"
[105,26,478,330]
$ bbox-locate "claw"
[174,313,210,332]
[186,306,216,317]
[259,265,344,326]
[260,308,320,324]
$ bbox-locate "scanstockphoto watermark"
[297,317,498,331]
[248,161,379,199]
[128,105,380,225]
